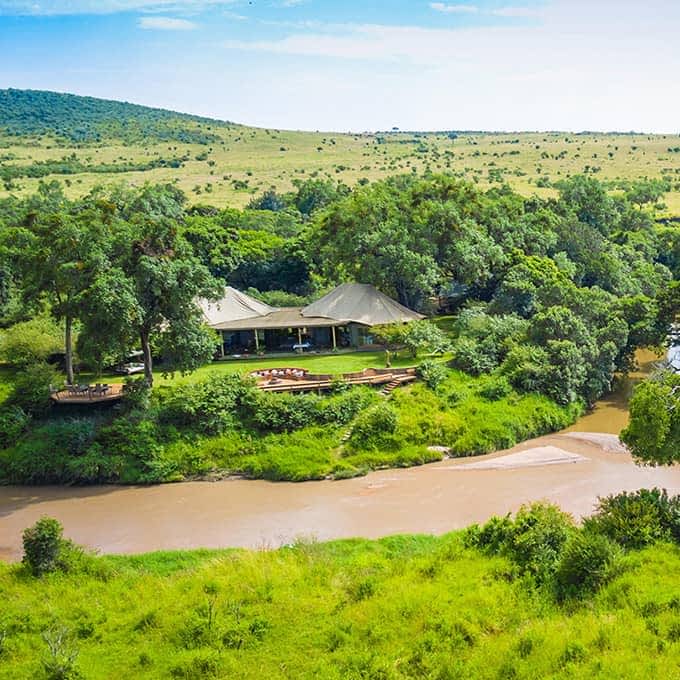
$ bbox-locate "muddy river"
[1,351,678,562]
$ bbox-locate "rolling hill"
[1,89,680,214]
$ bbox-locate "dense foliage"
[0,166,677,478]
[0,89,228,144]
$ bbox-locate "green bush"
[477,375,512,401]
[0,405,30,448]
[22,517,64,576]
[449,337,496,376]
[584,489,680,549]
[416,360,448,390]
[159,374,257,435]
[349,403,398,450]
[555,531,622,600]
[10,362,59,416]
[319,387,377,426]
[0,317,63,367]
[96,416,167,483]
[252,392,321,433]
[473,502,575,583]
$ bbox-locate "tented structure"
[206,283,424,354]
[199,287,275,327]
[301,283,424,326]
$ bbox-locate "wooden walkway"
[51,384,125,404]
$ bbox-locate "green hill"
[1,89,679,214]
[0,88,232,144]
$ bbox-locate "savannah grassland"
[3,123,680,214]
[1,534,680,680]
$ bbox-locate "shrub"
[252,392,321,433]
[0,317,63,367]
[477,376,512,401]
[96,416,166,483]
[159,374,256,435]
[0,405,30,448]
[121,377,152,411]
[416,360,448,390]
[449,337,496,376]
[22,517,64,576]
[10,362,59,416]
[472,503,574,583]
[584,488,680,548]
[319,387,376,426]
[555,531,622,600]
[350,403,398,449]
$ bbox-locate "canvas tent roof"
[301,283,424,326]
[211,308,348,331]
[199,287,275,327]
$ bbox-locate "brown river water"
[1,351,678,562]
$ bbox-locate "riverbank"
[2,515,680,679]
[3,430,679,562]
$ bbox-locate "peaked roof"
[199,287,275,326]
[301,283,424,326]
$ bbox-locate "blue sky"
[0,0,679,132]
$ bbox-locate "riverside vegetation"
[0,159,678,482]
[1,490,680,678]
[0,91,679,482]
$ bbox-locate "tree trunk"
[140,329,153,388]
[64,315,74,385]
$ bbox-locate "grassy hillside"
[1,531,680,679]
[0,89,232,144]
[1,90,680,213]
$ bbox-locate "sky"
[0,0,679,133]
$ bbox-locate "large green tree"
[621,372,680,465]
[110,216,221,386]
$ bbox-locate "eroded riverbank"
[2,431,679,562]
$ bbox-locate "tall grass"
[0,533,679,679]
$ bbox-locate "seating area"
[51,383,125,404]
[250,367,417,393]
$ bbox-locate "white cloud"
[491,6,541,17]
[430,2,479,13]
[220,1,680,132]
[0,0,237,15]
[138,15,197,29]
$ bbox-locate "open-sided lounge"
[201,283,424,355]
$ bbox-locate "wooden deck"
[51,384,125,404]
[254,368,417,393]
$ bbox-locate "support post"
[297,328,302,345]
[254,329,260,352]
[332,326,337,350]
[220,331,225,358]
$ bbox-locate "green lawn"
[85,350,420,387]
[1,535,679,679]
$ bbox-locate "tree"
[373,320,450,358]
[4,209,109,384]
[111,217,221,387]
[621,372,680,465]
[625,179,668,210]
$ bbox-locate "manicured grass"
[81,350,417,387]
[1,535,679,679]
[0,350,415,402]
